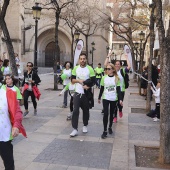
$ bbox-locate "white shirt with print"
[117,69,124,92]
[0,88,12,142]
[63,69,72,85]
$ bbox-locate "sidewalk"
[0,74,161,170]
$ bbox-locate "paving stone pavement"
[0,73,163,170]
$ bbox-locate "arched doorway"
[45,42,55,67]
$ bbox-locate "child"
[151,81,160,122]
[2,74,22,101]
[59,82,76,120]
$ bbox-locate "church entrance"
[45,42,55,67]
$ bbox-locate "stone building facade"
[0,0,108,70]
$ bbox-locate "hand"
[119,100,123,106]
[78,79,84,85]
[83,85,90,90]
[12,127,19,138]
[59,94,61,96]
[98,99,101,104]
[124,54,128,58]
[28,80,34,83]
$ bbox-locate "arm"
[104,50,114,67]
[59,84,68,95]
[33,73,41,85]
[98,85,104,102]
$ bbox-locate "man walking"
[94,63,104,88]
[70,53,95,137]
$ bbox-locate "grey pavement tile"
[129,125,159,141]
[46,164,68,170]
[34,139,113,169]
[24,162,49,170]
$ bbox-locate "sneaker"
[82,126,88,133]
[119,111,123,118]
[113,117,117,123]
[70,129,78,137]
[34,109,37,116]
[23,111,29,117]
[101,131,107,139]
[101,109,104,114]
[153,117,159,122]
[108,127,113,134]
[61,105,67,108]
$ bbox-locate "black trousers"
[72,93,89,129]
[0,141,14,170]
[114,92,125,118]
[24,90,37,110]
[155,103,160,119]
[70,96,73,112]
[103,99,117,131]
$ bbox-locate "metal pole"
[136,48,138,71]
[92,48,94,68]
[34,19,38,68]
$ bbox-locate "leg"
[117,92,125,112]
[0,141,14,170]
[109,101,117,128]
[81,94,89,126]
[24,90,30,110]
[103,99,109,131]
[155,103,160,119]
[72,94,81,129]
[70,96,74,112]
[98,78,101,88]
[63,85,68,106]
[30,91,37,109]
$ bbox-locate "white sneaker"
[82,126,88,133]
[153,117,159,122]
[70,129,78,137]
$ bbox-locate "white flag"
[74,40,84,67]
[124,45,133,72]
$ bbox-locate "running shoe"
[23,111,29,117]
[101,131,107,139]
[34,109,37,116]
[153,117,159,122]
[119,111,123,118]
[82,126,88,133]
[108,127,113,134]
[61,105,67,108]
[70,129,78,137]
[113,117,117,123]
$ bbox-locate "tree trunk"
[146,6,155,112]
[85,35,88,61]
[54,11,60,90]
[71,30,74,63]
[156,0,170,163]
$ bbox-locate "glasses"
[105,68,112,71]
[27,65,33,67]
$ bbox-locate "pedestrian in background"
[22,62,41,116]
[1,59,11,77]
[141,66,148,96]
[94,63,104,89]
[98,63,123,139]
[61,62,72,108]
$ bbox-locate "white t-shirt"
[3,66,11,75]
[100,75,119,101]
[63,69,71,85]
[0,88,12,142]
[72,65,95,94]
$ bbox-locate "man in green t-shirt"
[94,63,104,89]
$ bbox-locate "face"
[106,66,113,75]
[98,64,101,68]
[115,61,121,71]
[5,76,13,86]
[27,63,33,71]
[66,63,70,69]
[79,55,87,66]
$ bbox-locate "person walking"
[141,66,148,96]
[61,62,72,108]
[98,63,123,139]
[94,63,104,88]
[0,83,27,170]
[70,53,95,137]
[0,59,3,69]
[1,59,11,77]
[22,62,41,116]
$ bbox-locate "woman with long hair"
[22,62,41,116]
[98,63,123,139]
[1,59,11,76]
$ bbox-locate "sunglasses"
[105,68,112,71]
[27,65,33,67]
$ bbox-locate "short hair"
[4,74,18,85]
[3,59,9,67]
[79,53,87,59]
[27,62,33,67]
[98,63,101,65]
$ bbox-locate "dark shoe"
[24,111,29,117]
[101,131,107,139]
[108,128,113,134]
[101,109,104,114]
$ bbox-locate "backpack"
[120,68,129,89]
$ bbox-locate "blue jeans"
[63,85,68,106]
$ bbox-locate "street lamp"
[74,30,80,43]
[138,31,145,71]
[134,42,139,71]
[90,42,96,68]
[32,2,42,70]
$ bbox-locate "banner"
[124,45,133,72]
[74,39,84,67]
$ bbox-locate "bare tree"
[0,0,18,76]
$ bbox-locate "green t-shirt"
[94,67,104,78]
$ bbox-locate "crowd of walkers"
[0,51,161,170]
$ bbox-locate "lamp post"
[32,2,42,70]
[138,31,145,72]
[134,42,139,72]
[91,42,96,68]
[74,30,80,43]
